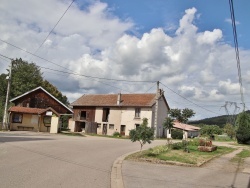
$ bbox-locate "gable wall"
[13,89,69,114]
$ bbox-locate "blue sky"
[102,0,250,49]
[0,0,250,120]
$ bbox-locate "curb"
[111,151,140,188]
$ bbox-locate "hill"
[189,110,249,128]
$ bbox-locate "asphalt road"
[0,131,166,188]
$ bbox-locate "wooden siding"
[12,89,70,114]
[73,106,96,122]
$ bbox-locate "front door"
[102,124,107,135]
[120,125,126,136]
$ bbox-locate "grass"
[231,149,250,163]
[126,144,235,166]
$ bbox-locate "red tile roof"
[71,93,157,107]
[9,106,44,114]
[173,121,200,131]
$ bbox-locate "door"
[120,125,126,136]
[102,124,107,135]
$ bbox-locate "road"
[0,131,166,188]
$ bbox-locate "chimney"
[117,93,121,105]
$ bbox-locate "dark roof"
[10,86,73,113]
[71,93,157,107]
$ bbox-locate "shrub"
[148,145,168,156]
[200,125,222,136]
[113,132,121,137]
[172,142,183,150]
[188,138,200,146]
[171,129,183,139]
[236,112,250,145]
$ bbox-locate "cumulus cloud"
[0,1,250,119]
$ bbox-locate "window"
[43,116,52,125]
[12,113,22,123]
[97,123,101,129]
[135,108,141,118]
[80,111,87,120]
[102,108,110,122]
[135,124,140,129]
[109,124,114,130]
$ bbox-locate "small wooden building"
[8,86,72,132]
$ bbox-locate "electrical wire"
[33,0,75,55]
[229,0,245,110]
[160,81,222,116]
[0,40,155,83]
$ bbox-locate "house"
[173,121,200,138]
[8,86,73,132]
[69,89,170,137]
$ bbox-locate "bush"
[171,129,183,139]
[200,125,222,136]
[148,145,168,156]
[113,132,121,137]
[236,112,250,145]
[188,138,200,146]
[172,142,183,150]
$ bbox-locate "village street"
[0,131,166,188]
[0,132,249,188]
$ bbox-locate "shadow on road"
[0,136,53,143]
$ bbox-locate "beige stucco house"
[69,89,170,137]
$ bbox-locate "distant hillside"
[189,110,249,128]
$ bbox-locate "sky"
[0,0,250,120]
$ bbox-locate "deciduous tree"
[129,118,154,151]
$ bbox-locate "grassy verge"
[231,149,250,163]
[86,133,129,139]
[126,144,235,166]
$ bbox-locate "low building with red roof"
[173,121,200,138]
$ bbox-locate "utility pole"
[154,81,160,137]
[2,60,13,130]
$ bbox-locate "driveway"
[0,131,166,188]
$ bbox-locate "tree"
[0,58,69,123]
[129,118,154,151]
[42,80,69,105]
[162,117,174,139]
[224,123,236,139]
[169,108,195,123]
[236,112,250,144]
[10,58,43,98]
[200,125,223,135]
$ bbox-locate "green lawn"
[126,144,235,166]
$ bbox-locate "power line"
[0,41,155,83]
[34,0,75,55]
[0,53,13,61]
[229,0,245,110]
[160,81,222,116]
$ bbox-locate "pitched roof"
[9,106,44,114]
[71,93,157,107]
[9,106,60,116]
[10,86,73,113]
[173,121,200,131]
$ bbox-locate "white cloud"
[218,79,242,95]
[0,1,250,119]
[225,18,240,25]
